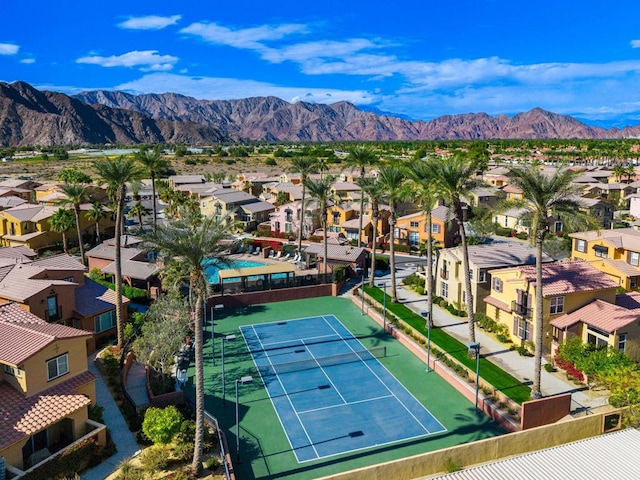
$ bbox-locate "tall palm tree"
[357,176,384,286]
[58,183,89,264]
[86,201,108,244]
[94,156,142,348]
[140,213,233,476]
[135,146,168,232]
[376,164,408,303]
[506,163,598,399]
[49,208,75,254]
[406,160,441,330]
[128,201,151,229]
[425,154,479,343]
[305,175,336,279]
[345,146,378,247]
[288,157,318,254]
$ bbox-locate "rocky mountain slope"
[3,81,640,146]
[0,82,229,146]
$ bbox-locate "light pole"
[376,282,387,331]
[221,334,236,406]
[235,375,253,463]
[466,342,481,414]
[357,267,365,315]
[211,304,224,365]
[420,311,432,373]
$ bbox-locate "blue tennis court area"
[240,315,446,463]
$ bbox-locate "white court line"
[259,333,339,348]
[298,394,395,415]
[247,324,320,461]
[300,339,348,405]
[322,315,445,435]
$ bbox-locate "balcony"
[511,301,532,318]
[440,270,449,280]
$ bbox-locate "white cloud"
[0,43,19,55]
[119,15,181,30]
[631,40,640,48]
[113,73,374,105]
[19,58,35,64]
[76,50,178,71]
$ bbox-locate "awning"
[218,263,296,281]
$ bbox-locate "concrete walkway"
[350,266,610,412]
[82,352,140,480]
[124,361,149,410]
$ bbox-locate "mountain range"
[2,81,640,146]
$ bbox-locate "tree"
[57,167,92,184]
[142,406,183,445]
[135,146,168,232]
[357,176,384,286]
[376,164,408,303]
[94,156,143,348]
[596,365,640,427]
[139,212,234,476]
[288,157,318,254]
[507,163,598,399]
[129,201,151,229]
[86,201,108,244]
[275,191,290,206]
[57,183,89,264]
[49,208,75,254]
[345,146,379,247]
[425,154,480,342]
[305,175,336,279]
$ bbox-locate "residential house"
[492,207,563,236]
[484,261,618,351]
[570,228,640,291]
[465,187,503,210]
[260,182,303,204]
[302,244,368,273]
[0,303,105,474]
[330,181,361,202]
[268,200,321,239]
[200,190,274,230]
[431,243,553,314]
[167,175,205,189]
[501,184,524,200]
[394,205,458,249]
[550,291,640,361]
[483,166,510,187]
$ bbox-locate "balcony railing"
[440,270,449,280]
[45,306,63,322]
[511,301,532,318]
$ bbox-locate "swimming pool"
[204,259,265,283]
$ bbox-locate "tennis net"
[251,346,387,376]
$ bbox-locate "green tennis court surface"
[187,297,505,480]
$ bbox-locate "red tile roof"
[518,261,618,297]
[551,299,640,333]
[0,303,92,365]
[0,370,95,450]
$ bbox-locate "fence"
[204,411,232,480]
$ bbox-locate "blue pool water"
[204,259,265,283]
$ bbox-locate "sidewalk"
[82,352,140,480]
[125,361,149,410]
[353,267,610,412]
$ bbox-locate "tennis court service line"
[297,393,396,415]
[257,332,337,349]
[321,315,446,435]
[246,323,320,459]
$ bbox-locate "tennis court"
[241,314,447,462]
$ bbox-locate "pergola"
[217,263,296,293]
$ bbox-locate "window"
[514,317,533,340]
[409,231,419,246]
[241,213,251,222]
[3,364,22,377]
[587,326,609,348]
[328,225,341,233]
[46,295,60,321]
[493,277,503,293]
[504,216,509,227]
[478,270,487,283]
[554,221,563,233]
[630,252,640,267]
[410,221,419,228]
[618,333,627,353]
[431,224,441,234]
[594,245,608,258]
[575,239,586,253]
[47,353,69,381]
[284,223,293,233]
[549,296,565,315]
[469,269,474,282]
[332,212,340,225]
[632,277,638,289]
[94,310,116,333]
[441,282,448,298]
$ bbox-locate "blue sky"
[4,1,640,126]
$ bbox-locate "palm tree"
[425,154,479,343]
[49,208,76,254]
[288,157,318,254]
[305,175,336,279]
[128,201,151,229]
[58,183,89,264]
[376,164,408,303]
[135,146,168,232]
[507,163,598,399]
[406,160,441,330]
[86,201,108,244]
[140,213,233,476]
[357,176,384,286]
[345,146,379,247]
[94,156,142,348]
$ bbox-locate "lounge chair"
[253,247,261,256]
[274,251,282,259]
[280,253,291,261]
[268,249,276,258]
[247,245,254,254]
[288,253,300,263]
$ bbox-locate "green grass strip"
[364,285,531,404]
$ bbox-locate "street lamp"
[211,304,224,365]
[420,311,432,373]
[221,334,236,406]
[357,267,365,315]
[235,375,253,463]
[466,342,481,414]
[376,282,387,331]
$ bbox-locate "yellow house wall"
[395,214,448,247]
[18,283,77,324]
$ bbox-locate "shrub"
[142,406,183,445]
[88,403,104,423]
[173,442,195,462]
[140,445,170,474]
[102,355,120,377]
[544,362,557,373]
[115,459,145,480]
[333,265,347,284]
[496,333,511,344]
[205,456,222,471]
[264,158,277,166]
